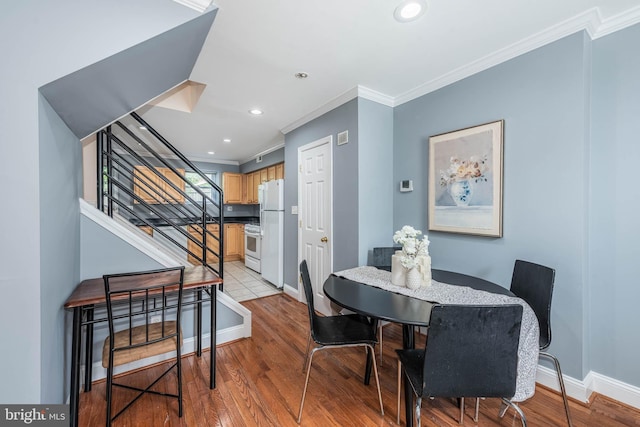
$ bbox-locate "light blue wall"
[357,98,395,265]
[240,147,285,173]
[283,99,359,289]
[80,217,163,279]
[393,32,590,379]
[39,97,83,403]
[0,0,209,403]
[191,160,239,178]
[589,23,640,387]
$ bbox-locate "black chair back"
[102,266,186,425]
[371,247,401,271]
[510,259,555,350]
[422,304,523,398]
[299,260,317,330]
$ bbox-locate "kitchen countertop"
[129,216,259,227]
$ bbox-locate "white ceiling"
[139,0,640,165]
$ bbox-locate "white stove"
[244,223,261,273]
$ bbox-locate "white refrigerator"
[260,179,284,288]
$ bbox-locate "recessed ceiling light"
[207,151,215,155]
[295,72,309,79]
[223,138,231,143]
[394,0,427,22]
[249,109,263,115]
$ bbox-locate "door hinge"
[299,164,303,173]
[299,220,302,228]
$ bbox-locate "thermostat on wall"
[400,180,413,192]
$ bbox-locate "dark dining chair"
[371,246,400,272]
[396,304,525,427]
[503,260,573,426]
[370,246,401,360]
[297,260,384,423]
[102,266,185,426]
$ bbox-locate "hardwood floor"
[79,294,640,426]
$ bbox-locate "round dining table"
[323,268,514,427]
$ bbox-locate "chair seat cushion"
[312,314,377,346]
[102,321,182,368]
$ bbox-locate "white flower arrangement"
[392,225,430,269]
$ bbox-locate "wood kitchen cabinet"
[222,172,243,204]
[133,166,185,204]
[239,162,284,204]
[224,223,244,261]
[244,172,256,204]
[162,168,186,203]
[245,171,260,204]
[187,224,220,265]
[267,165,276,181]
[241,174,248,204]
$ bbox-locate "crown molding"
[187,155,238,165]
[592,5,640,39]
[395,8,603,106]
[357,85,396,107]
[281,6,640,130]
[240,141,285,165]
[281,87,359,135]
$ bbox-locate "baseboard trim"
[536,366,640,409]
[283,282,299,300]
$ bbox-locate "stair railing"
[96,113,224,283]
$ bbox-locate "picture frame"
[428,120,504,237]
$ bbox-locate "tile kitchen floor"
[222,260,282,302]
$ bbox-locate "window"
[185,171,218,204]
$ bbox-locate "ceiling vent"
[337,130,349,146]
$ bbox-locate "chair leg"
[501,398,527,427]
[297,346,319,423]
[498,400,509,418]
[459,397,465,425]
[379,324,383,362]
[474,398,480,422]
[106,355,114,426]
[176,347,183,417]
[415,396,422,427]
[397,360,402,425]
[301,332,312,372]
[540,351,573,427]
[367,344,385,416]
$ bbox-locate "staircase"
[96,112,224,282]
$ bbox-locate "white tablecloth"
[334,266,539,402]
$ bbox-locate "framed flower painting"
[428,120,504,237]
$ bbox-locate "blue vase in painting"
[448,179,473,206]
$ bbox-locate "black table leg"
[403,324,415,427]
[196,289,203,357]
[84,307,93,392]
[70,307,82,427]
[210,285,216,389]
[363,318,379,385]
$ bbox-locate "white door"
[298,136,333,315]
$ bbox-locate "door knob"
[320,237,328,243]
